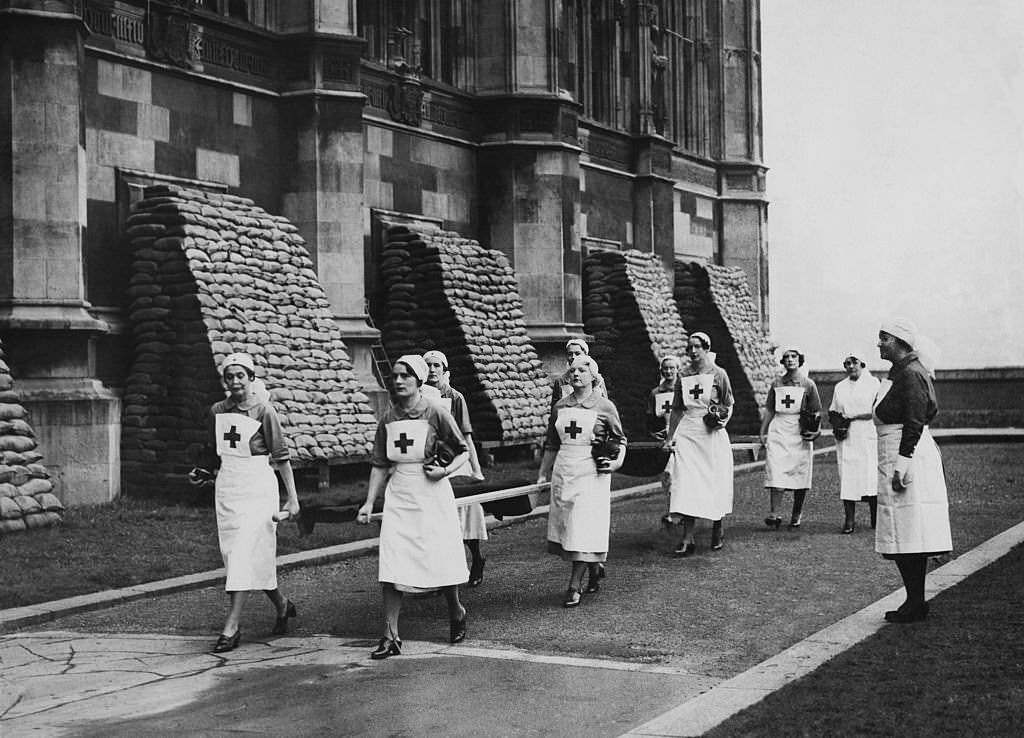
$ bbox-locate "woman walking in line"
[829,350,881,533]
[663,333,734,555]
[537,355,625,608]
[760,346,822,529]
[874,318,951,623]
[647,354,681,441]
[356,355,470,659]
[193,352,300,654]
[423,349,489,586]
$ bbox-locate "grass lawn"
[706,539,1024,738]
[0,452,634,609]
[3,439,1020,632]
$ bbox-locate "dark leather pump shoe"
[673,542,697,557]
[370,636,402,659]
[764,515,782,529]
[885,602,929,623]
[450,614,468,644]
[563,587,582,608]
[212,629,241,653]
[271,600,297,636]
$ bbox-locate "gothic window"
[192,0,270,29]
[358,0,473,89]
[563,0,625,129]
[652,0,707,153]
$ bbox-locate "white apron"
[667,374,734,519]
[458,504,488,540]
[832,376,880,500]
[378,418,468,591]
[837,417,878,500]
[765,385,813,489]
[214,413,278,592]
[653,391,674,421]
[873,381,952,555]
[547,407,611,557]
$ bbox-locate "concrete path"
[2,438,1022,737]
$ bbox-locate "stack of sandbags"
[0,339,64,534]
[374,224,550,444]
[582,250,689,438]
[673,261,775,434]
[121,184,377,497]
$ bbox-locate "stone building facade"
[0,0,767,505]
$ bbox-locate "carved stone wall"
[121,185,376,496]
[373,224,550,445]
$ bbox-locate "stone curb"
[621,466,1024,737]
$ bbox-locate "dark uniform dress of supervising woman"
[873,317,951,624]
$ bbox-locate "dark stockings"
[893,554,928,610]
[843,500,856,528]
[790,489,807,523]
[867,496,878,528]
[464,538,483,568]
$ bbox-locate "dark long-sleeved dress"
[873,352,951,556]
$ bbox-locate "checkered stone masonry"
[121,185,377,496]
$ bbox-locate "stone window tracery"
[358,0,474,89]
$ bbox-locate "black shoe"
[886,602,929,623]
[673,542,696,557]
[841,521,855,534]
[271,600,297,636]
[764,515,782,529]
[212,629,241,653]
[450,614,468,644]
[788,516,802,529]
[563,587,582,608]
[370,636,402,659]
[661,513,678,530]
[468,559,486,587]
[585,567,602,594]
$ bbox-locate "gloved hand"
[891,454,913,491]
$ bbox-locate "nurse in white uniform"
[829,350,881,533]
[537,355,625,608]
[356,355,471,659]
[201,352,300,654]
[663,333,734,556]
[759,346,822,529]
[423,350,489,587]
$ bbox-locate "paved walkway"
[2,435,1022,737]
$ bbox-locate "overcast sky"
[761,1,1024,370]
